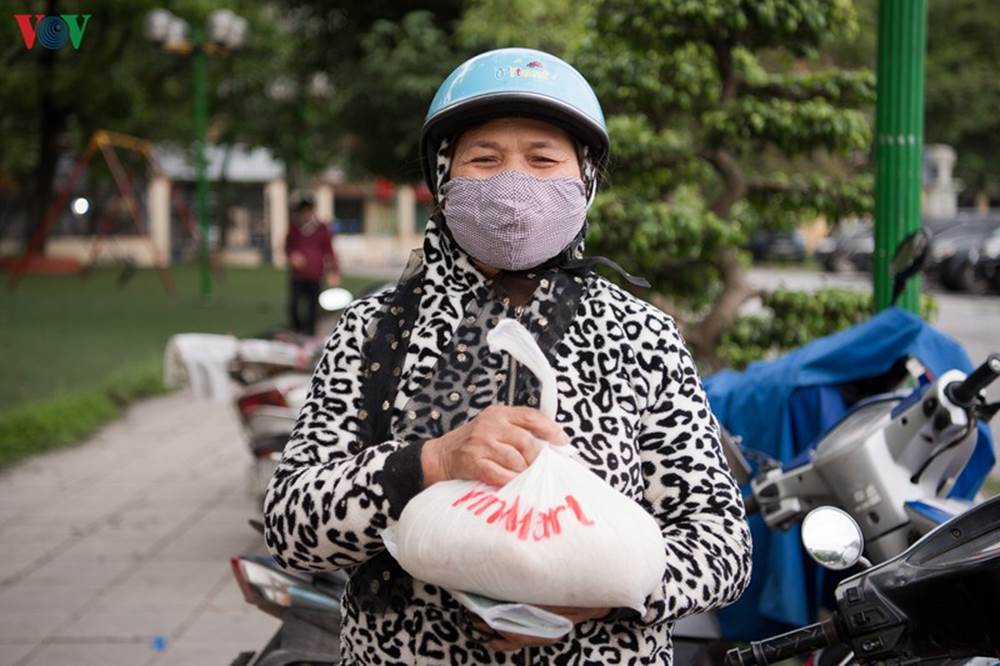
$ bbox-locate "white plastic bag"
[383,319,666,613]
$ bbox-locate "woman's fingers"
[536,605,612,624]
[505,407,570,444]
[476,459,518,487]
[496,426,542,465]
[487,442,530,475]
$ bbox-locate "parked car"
[750,229,806,262]
[927,220,1000,292]
[815,219,874,273]
[975,226,1000,293]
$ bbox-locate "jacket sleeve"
[624,318,752,627]
[263,298,411,572]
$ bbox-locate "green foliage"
[589,0,859,54]
[745,173,875,231]
[576,0,875,359]
[0,265,376,465]
[742,69,877,107]
[703,98,870,154]
[334,11,463,181]
[0,265,374,410]
[827,0,1000,201]
[589,186,747,309]
[719,288,938,369]
[924,0,1000,199]
[0,357,165,468]
[457,0,592,53]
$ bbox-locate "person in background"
[285,192,340,336]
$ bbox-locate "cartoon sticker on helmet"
[509,61,552,80]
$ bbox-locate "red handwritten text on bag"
[451,487,596,541]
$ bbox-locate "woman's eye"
[470,156,497,164]
[530,156,557,164]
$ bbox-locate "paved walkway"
[0,391,279,666]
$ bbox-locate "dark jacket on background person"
[286,219,338,282]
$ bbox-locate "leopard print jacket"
[264,217,752,665]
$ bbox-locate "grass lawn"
[0,264,375,465]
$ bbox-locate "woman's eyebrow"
[468,140,505,151]
[528,139,559,148]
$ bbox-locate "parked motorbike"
[725,496,1000,665]
[237,374,311,499]
[230,520,345,666]
[228,288,354,387]
[744,349,1000,561]
[676,230,998,663]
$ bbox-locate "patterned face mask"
[440,170,588,272]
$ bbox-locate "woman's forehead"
[456,117,574,151]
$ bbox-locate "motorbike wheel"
[957,260,989,294]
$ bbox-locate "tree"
[574,0,875,367]
[924,0,1000,205]
[273,1,465,183]
[825,0,1000,207]
[0,0,295,248]
[275,0,588,182]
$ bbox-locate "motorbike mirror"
[319,287,353,312]
[801,506,865,570]
[890,229,931,305]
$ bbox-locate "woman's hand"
[421,405,569,487]
[537,605,612,624]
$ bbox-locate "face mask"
[441,170,587,272]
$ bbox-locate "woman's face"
[450,117,581,180]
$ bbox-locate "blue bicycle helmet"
[420,47,609,197]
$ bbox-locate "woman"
[264,47,752,665]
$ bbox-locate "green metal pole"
[193,37,212,303]
[873,0,927,314]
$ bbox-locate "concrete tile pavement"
[0,390,281,666]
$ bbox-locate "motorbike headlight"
[984,237,1000,259]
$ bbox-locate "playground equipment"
[6,130,181,293]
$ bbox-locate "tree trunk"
[684,248,760,370]
[683,41,760,369]
[27,0,67,252]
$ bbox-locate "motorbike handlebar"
[946,353,1000,407]
[724,617,840,666]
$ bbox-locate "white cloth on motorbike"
[162,333,238,401]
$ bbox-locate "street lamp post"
[144,9,249,303]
